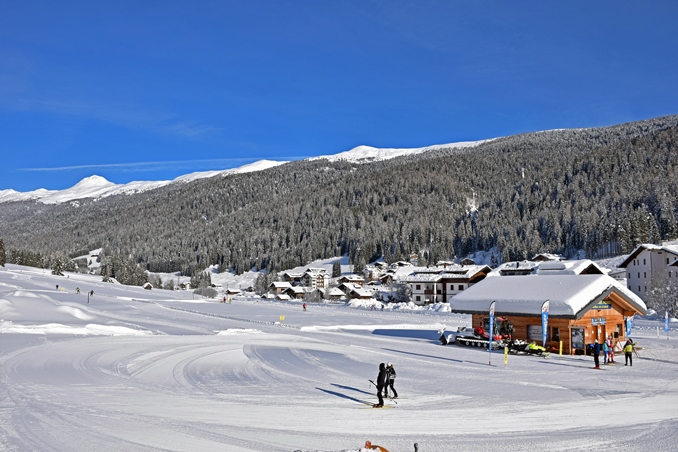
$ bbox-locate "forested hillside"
[1,115,677,276]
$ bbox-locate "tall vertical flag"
[541,300,550,347]
[488,301,496,365]
[665,311,670,338]
[626,315,634,335]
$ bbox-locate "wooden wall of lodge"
[471,304,629,355]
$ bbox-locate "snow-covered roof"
[403,265,490,282]
[618,244,678,268]
[450,274,646,318]
[269,282,292,289]
[489,260,539,276]
[349,288,374,298]
[531,253,564,262]
[534,259,604,275]
[338,274,364,280]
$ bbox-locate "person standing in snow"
[592,339,601,369]
[602,338,609,364]
[624,339,634,366]
[302,303,307,311]
[384,363,398,398]
[374,363,387,407]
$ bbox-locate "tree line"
[1,114,677,288]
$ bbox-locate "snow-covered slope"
[0,139,492,205]
[309,139,494,163]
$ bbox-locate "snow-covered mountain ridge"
[0,159,285,205]
[0,140,491,205]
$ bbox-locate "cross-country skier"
[384,363,398,398]
[374,363,387,407]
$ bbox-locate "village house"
[336,275,365,286]
[347,286,374,300]
[225,287,241,296]
[531,253,564,262]
[284,286,308,300]
[280,271,304,285]
[302,268,329,289]
[324,287,346,301]
[618,242,678,302]
[405,264,492,305]
[449,274,647,355]
[268,281,292,297]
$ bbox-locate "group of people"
[373,362,397,407]
[58,285,94,297]
[592,337,635,368]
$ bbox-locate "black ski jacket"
[376,363,387,388]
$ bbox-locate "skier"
[608,336,616,363]
[76,287,80,294]
[624,338,634,366]
[384,362,398,399]
[592,339,601,369]
[374,363,387,407]
[302,303,307,311]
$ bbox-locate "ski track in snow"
[1,265,678,451]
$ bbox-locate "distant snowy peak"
[73,175,114,188]
[0,160,289,205]
[309,139,495,163]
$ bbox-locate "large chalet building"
[618,242,678,301]
[404,264,492,305]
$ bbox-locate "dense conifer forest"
[1,115,677,276]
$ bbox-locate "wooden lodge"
[449,275,647,355]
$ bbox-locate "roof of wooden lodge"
[449,274,646,319]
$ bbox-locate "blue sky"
[2,1,677,192]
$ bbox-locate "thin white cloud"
[19,157,303,174]
[20,159,252,173]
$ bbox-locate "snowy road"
[1,265,677,451]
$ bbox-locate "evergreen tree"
[332,260,342,278]
[0,237,5,267]
[51,256,65,276]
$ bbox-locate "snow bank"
[345,299,451,313]
[0,320,154,336]
[215,328,263,335]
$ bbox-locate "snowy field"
[1,264,677,452]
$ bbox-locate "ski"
[369,380,398,405]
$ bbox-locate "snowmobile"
[439,317,520,350]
